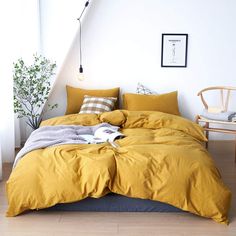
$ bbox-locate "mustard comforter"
[6,110,231,224]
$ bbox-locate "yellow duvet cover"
[6,110,231,224]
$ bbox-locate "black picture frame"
[161,33,188,67]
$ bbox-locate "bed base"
[46,193,182,212]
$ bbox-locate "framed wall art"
[161,34,188,67]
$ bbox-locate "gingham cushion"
[79,95,117,114]
[136,83,158,95]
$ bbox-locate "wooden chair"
[196,86,236,162]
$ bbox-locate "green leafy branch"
[13,54,57,130]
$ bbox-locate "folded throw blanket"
[201,109,236,122]
[13,123,118,168]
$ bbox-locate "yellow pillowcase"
[66,86,120,114]
[123,91,180,116]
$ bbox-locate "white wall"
[39,0,86,115]
[0,0,40,161]
[42,0,236,139]
[40,0,86,73]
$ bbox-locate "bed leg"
[235,137,236,163]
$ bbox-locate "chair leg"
[195,115,200,124]
[205,122,209,149]
[235,138,236,163]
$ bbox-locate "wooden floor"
[0,141,235,236]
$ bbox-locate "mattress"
[47,193,182,212]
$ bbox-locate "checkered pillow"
[79,95,117,114]
[136,83,158,95]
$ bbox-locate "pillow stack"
[66,86,119,114]
[123,91,180,116]
[65,83,180,116]
[123,83,180,116]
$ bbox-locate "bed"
[6,110,231,224]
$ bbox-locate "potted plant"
[13,54,57,130]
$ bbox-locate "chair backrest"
[197,86,236,112]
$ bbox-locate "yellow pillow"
[66,86,120,114]
[123,91,180,116]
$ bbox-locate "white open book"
[79,127,125,144]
